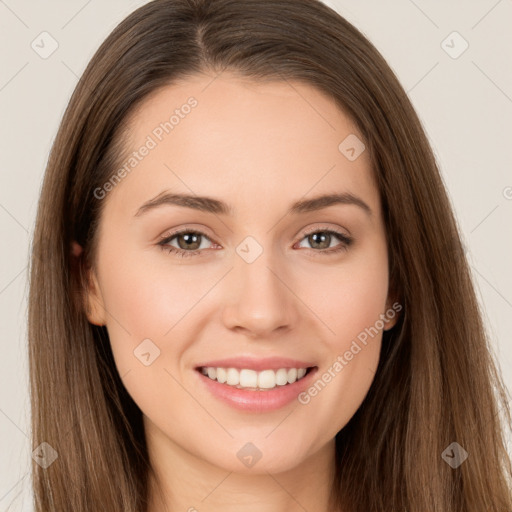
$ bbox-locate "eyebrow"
[134,190,372,218]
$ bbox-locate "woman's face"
[84,72,398,475]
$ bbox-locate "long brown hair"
[27,0,512,510]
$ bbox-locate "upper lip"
[195,356,316,372]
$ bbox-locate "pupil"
[179,233,200,250]
[311,232,329,249]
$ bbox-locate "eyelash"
[158,226,353,258]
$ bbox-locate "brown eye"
[174,232,202,250]
[307,231,333,250]
[296,229,353,255]
[158,229,214,258]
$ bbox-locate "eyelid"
[158,224,216,242]
[299,224,351,239]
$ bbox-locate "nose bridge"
[221,238,297,335]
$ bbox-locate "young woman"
[28,0,512,510]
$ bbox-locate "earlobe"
[84,269,107,326]
[383,315,398,331]
[383,295,402,331]
[71,241,107,326]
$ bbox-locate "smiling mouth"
[196,365,317,391]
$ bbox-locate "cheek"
[96,245,227,392]
[99,247,212,336]
[300,242,389,349]
[96,253,204,420]
[292,242,388,436]
[95,250,191,371]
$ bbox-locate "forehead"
[107,72,380,220]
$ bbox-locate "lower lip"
[196,367,318,412]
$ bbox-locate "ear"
[71,241,107,326]
[383,294,402,331]
[84,268,108,326]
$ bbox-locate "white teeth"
[200,366,310,390]
[287,368,297,383]
[258,369,276,389]
[226,368,239,386]
[240,369,258,388]
[275,368,288,385]
[216,367,227,383]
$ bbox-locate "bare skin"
[82,71,399,512]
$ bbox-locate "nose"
[221,250,299,338]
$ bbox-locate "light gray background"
[1,1,511,510]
